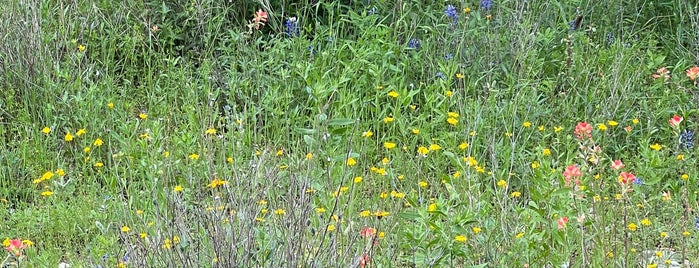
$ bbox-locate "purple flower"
[285,17,300,38]
[445,5,458,24]
[407,38,421,49]
[480,0,493,11]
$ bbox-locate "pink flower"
[653,67,670,80]
[610,160,625,170]
[562,165,582,187]
[686,66,699,81]
[574,122,592,140]
[618,172,635,184]
[557,216,569,230]
[624,126,632,133]
[5,239,26,257]
[360,226,376,238]
[359,253,370,267]
[669,115,683,127]
[253,9,268,23]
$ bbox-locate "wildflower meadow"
[2,0,699,267]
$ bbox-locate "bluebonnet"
[436,72,447,80]
[633,177,643,185]
[122,254,130,263]
[445,5,458,25]
[695,218,699,229]
[680,130,694,150]
[444,53,453,60]
[605,32,615,44]
[407,38,421,49]
[480,0,493,11]
[101,254,108,262]
[284,17,300,38]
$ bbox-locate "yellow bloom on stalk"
[139,113,148,119]
[412,128,420,135]
[189,153,200,160]
[305,153,313,160]
[538,125,545,131]
[78,44,86,52]
[362,130,373,138]
[227,157,234,163]
[510,191,521,198]
[428,203,437,212]
[455,235,467,243]
[94,162,103,168]
[472,227,482,234]
[419,181,428,188]
[384,142,396,149]
[677,154,684,161]
[359,210,371,217]
[515,232,524,239]
[273,209,286,215]
[383,117,394,123]
[208,178,227,188]
[327,224,336,231]
[108,102,114,109]
[140,233,147,239]
[354,176,363,184]
[459,142,469,150]
[597,124,607,131]
[554,126,563,133]
[65,132,74,141]
[463,7,471,13]
[681,174,689,180]
[205,128,216,135]
[632,118,639,124]
[42,127,51,134]
[455,73,465,79]
[641,218,651,226]
[445,90,453,97]
[531,162,540,169]
[162,239,172,249]
[448,112,459,118]
[387,91,399,98]
[56,169,65,177]
[608,120,618,127]
[316,207,326,213]
[660,232,667,238]
[429,144,441,151]
[41,190,53,197]
[276,150,284,156]
[447,117,458,126]
[650,143,662,151]
[523,121,531,128]
[121,226,130,233]
[76,128,86,136]
[346,157,357,166]
[543,148,551,156]
[683,231,690,236]
[497,180,507,188]
[173,185,184,193]
[93,138,103,146]
[628,223,638,231]
[374,210,389,217]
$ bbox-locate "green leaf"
[327,118,356,126]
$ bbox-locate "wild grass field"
[1,0,699,267]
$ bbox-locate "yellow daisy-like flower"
[387,91,399,98]
[42,127,51,134]
[543,148,551,156]
[41,190,53,197]
[273,209,286,215]
[628,222,638,231]
[608,120,619,127]
[205,128,216,135]
[121,226,130,233]
[523,121,531,128]
[447,112,459,118]
[346,157,357,166]
[94,138,103,146]
[108,102,114,109]
[65,132,74,141]
[139,113,148,119]
[447,117,458,126]
[383,117,394,123]
[455,73,465,79]
[455,235,467,243]
[429,144,441,151]
[353,176,363,184]
[412,128,420,135]
[472,227,482,234]
[189,153,200,160]
[173,185,184,193]
[362,130,373,138]
[417,146,429,156]
[445,90,453,97]
[459,142,469,150]
[649,143,662,151]
[384,142,396,149]
[640,218,651,226]
[632,118,639,124]
[497,180,507,188]
[359,210,371,217]
[76,128,86,136]
[597,124,607,131]
[510,191,521,198]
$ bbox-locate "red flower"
[360,226,376,238]
[686,66,699,81]
[574,122,592,140]
[5,239,26,257]
[562,165,582,187]
[557,216,569,230]
[359,253,370,267]
[618,172,635,184]
[253,9,268,23]
[610,159,624,170]
[669,115,683,127]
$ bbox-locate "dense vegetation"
[1,0,699,267]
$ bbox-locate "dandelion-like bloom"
[649,143,662,151]
[480,0,493,11]
[347,157,357,166]
[454,235,468,243]
[173,185,183,193]
[447,117,458,126]
[65,132,74,141]
[445,5,458,24]
[417,146,429,156]
[387,91,399,98]
[121,226,130,233]
[574,122,592,140]
[628,222,638,231]
[284,17,300,37]
[384,142,396,149]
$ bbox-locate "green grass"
[1,0,699,267]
